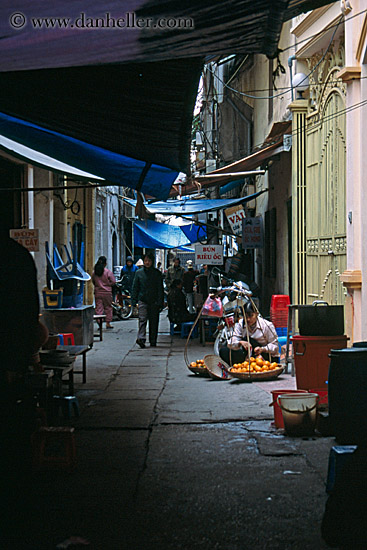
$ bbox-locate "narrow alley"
[14,315,333,550]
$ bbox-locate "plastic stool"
[170,322,181,336]
[57,334,64,345]
[53,395,80,419]
[278,336,288,353]
[326,445,357,493]
[59,333,75,345]
[181,322,198,339]
[31,426,76,471]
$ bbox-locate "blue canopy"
[124,189,266,215]
[134,219,206,250]
[0,112,178,200]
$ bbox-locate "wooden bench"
[93,314,106,341]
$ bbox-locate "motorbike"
[210,268,253,356]
[112,275,133,320]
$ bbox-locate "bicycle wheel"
[121,298,133,319]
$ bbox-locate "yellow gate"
[305,57,347,305]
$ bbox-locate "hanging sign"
[10,228,39,251]
[195,244,224,265]
[224,205,246,236]
[242,217,263,249]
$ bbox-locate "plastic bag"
[202,296,223,317]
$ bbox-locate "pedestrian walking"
[182,260,199,313]
[165,257,185,289]
[131,252,164,348]
[92,256,116,329]
[120,256,138,292]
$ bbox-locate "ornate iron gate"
[305,46,347,305]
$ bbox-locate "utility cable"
[205,14,343,101]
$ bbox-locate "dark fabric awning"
[0,1,332,198]
[284,0,335,21]
[0,58,202,175]
[0,1,326,71]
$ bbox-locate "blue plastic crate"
[276,327,288,337]
[181,322,198,339]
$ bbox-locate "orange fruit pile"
[230,356,279,374]
[190,359,207,369]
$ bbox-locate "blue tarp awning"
[0,112,179,200]
[125,189,266,215]
[134,219,206,250]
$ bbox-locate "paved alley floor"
[10,314,334,549]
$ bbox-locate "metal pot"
[298,301,344,336]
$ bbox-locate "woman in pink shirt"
[91,256,116,329]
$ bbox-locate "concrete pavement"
[15,313,334,549]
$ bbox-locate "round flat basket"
[204,354,232,380]
[229,365,284,382]
[186,357,211,377]
[188,365,210,377]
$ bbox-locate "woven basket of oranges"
[229,356,284,381]
[187,359,211,377]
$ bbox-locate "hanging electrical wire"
[205,14,344,101]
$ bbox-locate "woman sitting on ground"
[167,279,196,326]
[219,302,279,366]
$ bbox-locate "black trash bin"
[328,347,367,444]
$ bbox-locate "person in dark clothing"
[182,260,199,313]
[167,280,196,326]
[196,264,209,307]
[2,236,40,375]
[1,235,40,546]
[131,252,164,348]
[165,257,185,289]
[120,256,138,292]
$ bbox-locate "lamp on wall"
[293,72,309,99]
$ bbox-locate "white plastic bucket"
[277,393,319,436]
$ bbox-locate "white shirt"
[228,316,279,356]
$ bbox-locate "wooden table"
[57,344,90,384]
[93,314,106,341]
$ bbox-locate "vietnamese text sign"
[10,228,39,251]
[224,205,246,236]
[195,244,224,265]
[242,217,263,248]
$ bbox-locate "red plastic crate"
[270,311,289,328]
[270,295,290,311]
